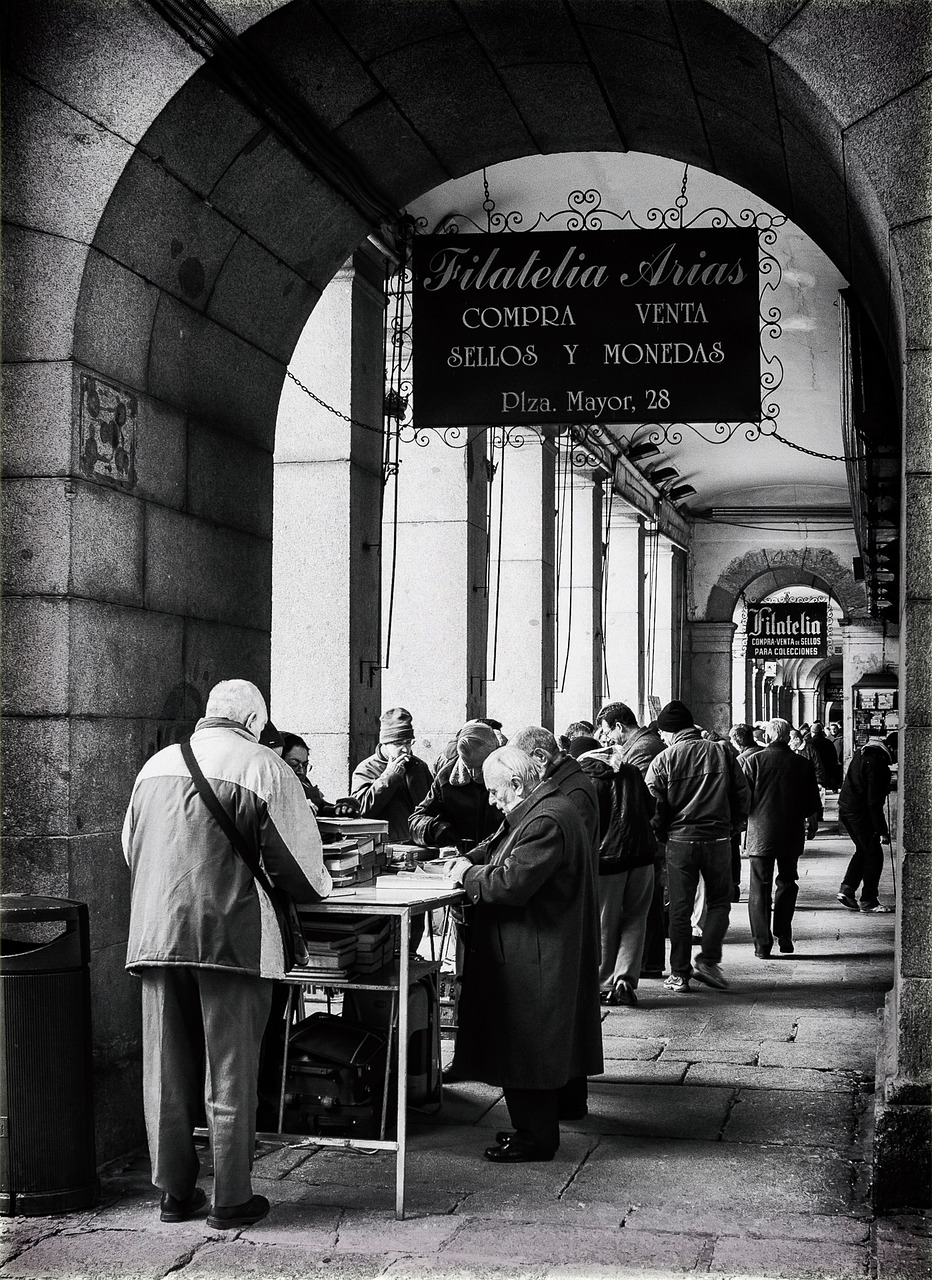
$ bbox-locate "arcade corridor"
[5,813,928,1277]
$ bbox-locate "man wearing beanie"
[646,700,750,992]
[350,708,433,844]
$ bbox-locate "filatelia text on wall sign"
[744,603,829,660]
[411,228,760,427]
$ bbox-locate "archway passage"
[2,0,929,1208]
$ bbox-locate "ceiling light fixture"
[649,466,679,483]
[627,441,661,462]
[668,483,697,502]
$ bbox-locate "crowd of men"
[122,680,896,1223]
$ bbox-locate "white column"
[553,468,603,734]
[485,439,555,735]
[380,431,488,767]
[646,535,675,710]
[272,247,384,798]
[603,507,644,719]
[687,621,737,735]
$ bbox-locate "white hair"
[204,679,267,727]
[482,746,540,794]
[766,718,791,744]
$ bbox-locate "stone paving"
[3,812,929,1278]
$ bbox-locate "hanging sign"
[745,602,828,660]
[411,227,760,427]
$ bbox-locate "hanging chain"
[285,368,382,437]
[676,165,689,219]
[482,166,495,232]
[770,430,857,463]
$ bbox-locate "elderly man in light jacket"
[122,680,330,1230]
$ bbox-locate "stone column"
[484,438,556,735]
[686,621,736,735]
[553,469,604,734]
[272,247,384,797]
[379,429,488,768]
[873,423,931,1207]
[603,507,644,719]
[646,535,675,710]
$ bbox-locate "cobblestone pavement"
[3,806,929,1278]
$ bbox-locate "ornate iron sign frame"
[383,179,786,474]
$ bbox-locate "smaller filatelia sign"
[745,602,828,660]
[411,227,760,427]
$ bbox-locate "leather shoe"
[207,1194,269,1230]
[495,1129,516,1146]
[160,1187,207,1222]
[484,1140,554,1163]
[777,935,794,953]
[754,947,772,959]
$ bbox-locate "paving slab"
[438,1220,706,1269]
[625,1208,869,1244]
[2,1229,200,1278]
[576,1082,734,1140]
[758,1040,875,1074]
[684,1062,855,1092]
[572,1137,854,1215]
[659,1045,758,1064]
[179,1243,391,1278]
[387,1263,546,1280]
[592,1061,687,1085]
[601,1035,665,1061]
[722,1088,856,1148]
[597,1010,712,1037]
[454,1191,627,1226]
[709,1233,868,1278]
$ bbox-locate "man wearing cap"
[350,708,433,843]
[646,700,750,993]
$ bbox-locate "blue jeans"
[666,837,733,976]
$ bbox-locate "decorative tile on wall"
[78,373,137,488]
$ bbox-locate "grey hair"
[766,717,791,744]
[205,679,267,727]
[510,726,559,758]
[482,746,541,795]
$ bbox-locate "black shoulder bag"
[180,740,310,970]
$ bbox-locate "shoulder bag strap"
[180,738,274,897]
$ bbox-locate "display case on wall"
[852,669,899,748]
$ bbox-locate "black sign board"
[745,602,829,660]
[411,227,760,427]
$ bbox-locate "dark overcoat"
[451,779,604,1090]
[740,742,822,858]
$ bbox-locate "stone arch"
[4,1,927,1193]
[704,547,867,622]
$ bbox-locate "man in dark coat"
[445,747,603,1163]
[510,725,599,850]
[837,732,895,913]
[809,721,841,790]
[740,718,822,957]
[596,701,667,978]
[569,736,656,1006]
[350,707,433,843]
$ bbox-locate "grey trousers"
[598,864,655,990]
[141,967,272,1208]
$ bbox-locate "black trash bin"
[1,895,98,1215]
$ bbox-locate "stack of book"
[296,913,393,977]
[316,818,390,888]
[300,929,357,979]
[385,842,439,870]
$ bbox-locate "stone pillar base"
[872,991,932,1212]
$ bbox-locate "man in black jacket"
[741,718,822,957]
[837,733,895,913]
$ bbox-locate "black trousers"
[748,853,799,949]
[502,1076,587,1153]
[839,813,885,902]
[641,861,667,974]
